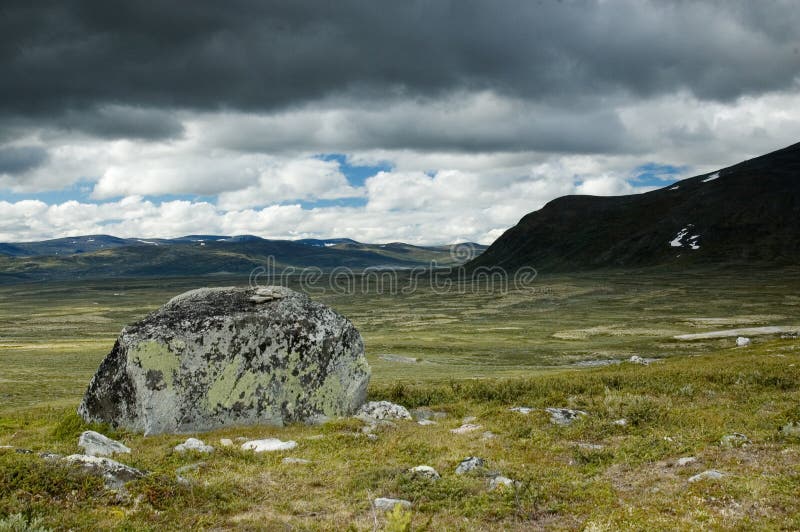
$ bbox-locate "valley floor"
[1,271,799,529]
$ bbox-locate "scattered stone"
[417,419,437,426]
[736,337,751,347]
[39,452,63,462]
[174,437,214,453]
[482,431,496,440]
[510,407,534,415]
[219,438,234,447]
[489,475,519,490]
[77,431,131,457]
[356,401,412,421]
[450,423,482,434]
[78,286,370,435]
[628,355,649,365]
[378,354,418,364]
[781,422,800,438]
[241,438,297,452]
[455,456,486,475]
[462,416,477,423]
[575,442,604,451]
[409,465,440,480]
[613,418,628,426]
[282,457,312,465]
[374,498,411,511]
[410,407,447,421]
[677,456,697,467]
[175,462,206,486]
[15,449,33,454]
[720,433,750,448]
[63,454,146,490]
[545,408,587,426]
[688,470,725,483]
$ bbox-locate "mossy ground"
[1,272,799,529]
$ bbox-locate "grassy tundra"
[1,270,799,529]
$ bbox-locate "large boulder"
[78,286,370,434]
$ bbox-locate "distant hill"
[468,142,800,271]
[0,235,487,283]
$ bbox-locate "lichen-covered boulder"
[78,286,370,434]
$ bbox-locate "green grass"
[1,271,799,529]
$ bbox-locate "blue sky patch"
[631,163,689,187]
[317,153,392,187]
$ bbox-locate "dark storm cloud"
[0,146,48,175]
[2,0,799,115]
[56,106,185,140]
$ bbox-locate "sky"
[1,1,799,245]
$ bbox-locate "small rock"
[282,457,312,464]
[409,465,440,480]
[219,438,234,447]
[736,337,751,347]
[241,438,297,452]
[629,355,649,365]
[356,401,412,421]
[510,407,533,415]
[15,449,33,454]
[545,408,587,426]
[63,454,146,490]
[482,431,496,440]
[677,456,697,467]
[175,462,206,485]
[462,416,477,423]
[455,456,486,475]
[450,423,482,434]
[174,438,214,453]
[688,470,725,483]
[720,433,750,448]
[613,418,628,426]
[411,407,447,421]
[417,419,437,426]
[575,442,604,451]
[489,475,518,490]
[78,431,131,457]
[781,422,800,438]
[374,498,411,511]
[39,452,63,462]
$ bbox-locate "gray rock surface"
[174,437,214,453]
[688,469,725,483]
[450,423,482,434]
[489,475,519,490]
[720,433,750,447]
[356,401,412,421]
[546,407,587,425]
[455,456,486,475]
[374,498,411,511]
[78,286,370,434]
[77,431,130,457]
[409,465,440,480]
[63,454,146,490]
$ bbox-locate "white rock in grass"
[545,408,587,425]
[677,456,697,467]
[241,438,297,452]
[78,431,131,457]
[688,470,725,483]
[63,454,146,490]
[219,438,234,447]
[374,498,411,511]
[174,438,214,453]
[489,475,519,490]
[450,423,482,434]
[736,337,751,347]
[409,465,440,480]
[510,407,534,415]
[282,457,311,464]
[455,456,486,475]
[720,433,750,448]
[628,355,649,365]
[613,418,628,426]
[417,419,437,426]
[356,401,412,421]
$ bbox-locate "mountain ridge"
[468,141,800,272]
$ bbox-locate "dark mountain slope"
[468,142,800,271]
